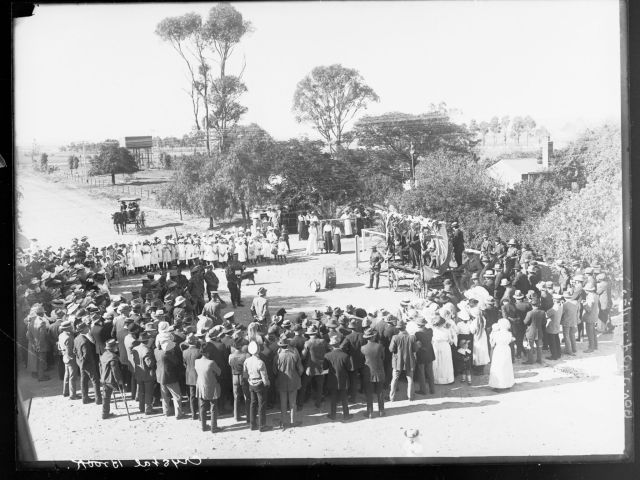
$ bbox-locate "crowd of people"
[15,222,616,436]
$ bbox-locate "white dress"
[218,243,228,263]
[432,326,455,384]
[262,239,272,258]
[489,330,515,389]
[473,317,491,366]
[177,242,187,262]
[306,223,318,254]
[341,213,353,236]
[161,245,172,264]
[236,242,247,262]
[248,241,257,261]
[149,244,159,266]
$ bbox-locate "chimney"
[542,136,553,169]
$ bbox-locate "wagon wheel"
[411,276,424,298]
[388,269,398,291]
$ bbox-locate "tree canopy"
[88,144,139,183]
[293,64,379,154]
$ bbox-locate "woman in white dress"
[432,316,455,384]
[218,239,229,267]
[261,235,272,263]
[306,221,318,255]
[149,240,159,270]
[236,238,248,265]
[489,319,515,389]
[140,241,151,272]
[177,239,187,265]
[341,211,353,237]
[473,307,491,374]
[161,240,172,269]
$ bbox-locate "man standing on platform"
[451,222,465,268]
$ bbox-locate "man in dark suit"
[340,318,366,403]
[379,315,397,392]
[100,339,124,419]
[360,328,386,418]
[389,320,417,402]
[451,222,465,267]
[323,335,353,421]
[154,341,184,419]
[202,328,231,413]
[188,266,206,316]
[513,290,531,358]
[412,316,435,395]
[73,320,102,404]
[407,226,421,268]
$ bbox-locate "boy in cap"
[323,335,353,421]
[100,339,124,419]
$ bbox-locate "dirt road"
[16,170,628,461]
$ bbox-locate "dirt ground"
[16,168,628,461]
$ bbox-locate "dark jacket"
[100,350,123,387]
[203,271,219,291]
[323,347,350,391]
[413,328,436,364]
[340,331,366,371]
[361,341,386,383]
[74,333,98,375]
[132,343,156,383]
[154,346,182,385]
[274,347,303,392]
[182,345,200,386]
[389,330,417,372]
[202,340,230,380]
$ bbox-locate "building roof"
[487,157,548,186]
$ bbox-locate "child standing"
[277,236,288,263]
[456,339,473,385]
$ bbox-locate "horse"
[112,211,127,234]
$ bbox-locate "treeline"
[467,115,550,147]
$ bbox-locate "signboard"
[125,136,153,149]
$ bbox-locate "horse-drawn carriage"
[112,197,146,234]
[373,208,467,298]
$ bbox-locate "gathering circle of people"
[16,217,615,436]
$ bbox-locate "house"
[487,138,553,188]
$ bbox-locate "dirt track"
[16,170,628,461]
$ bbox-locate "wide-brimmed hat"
[257,287,267,295]
[596,273,606,281]
[305,325,319,336]
[573,274,586,283]
[471,272,479,280]
[363,328,377,340]
[483,270,495,278]
[500,278,510,286]
[105,339,118,351]
[507,238,516,245]
[552,293,563,300]
[59,319,74,331]
[348,318,359,329]
[248,340,259,355]
[514,290,525,300]
[414,316,427,327]
[157,321,170,333]
[329,334,342,346]
[277,334,289,348]
[563,291,573,299]
[223,311,235,320]
[584,284,596,292]
[174,296,186,307]
[584,267,594,274]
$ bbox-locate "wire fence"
[58,171,160,200]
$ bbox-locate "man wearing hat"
[596,272,613,332]
[389,320,417,402]
[202,327,232,414]
[450,222,464,267]
[323,334,353,421]
[203,264,220,302]
[360,328,386,417]
[132,326,157,414]
[73,320,102,404]
[188,265,206,316]
[57,319,79,399]
[299,325,328,410]
[412,316,435,395]
[367,246,384,289]
[482,270,496,297]
[504,239,520,276]
[155,340,185,420]
[274,334,304,429]
[243,341,272,432]
[513,290,531,359]
[100,339,125,419]
[545,294,564,360]
[340,318,366,403]
[33,305,51,381]
[560,291,579,356]
[250,287,270,324]
[397,299,411,322]
[570,274,587,341]
[48,303,67,380]
[523,299,545,364]
[194,344,223,433]
[582,284,600,352]
[225,260,244,308]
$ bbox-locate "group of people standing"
[298,209,369,256]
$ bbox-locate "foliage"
[293,64,379,153]
[88,144,138,178]
[353,111,478,181]
[392,149,498,229]
[39,153,48,172]
[67,155,79,171]
[497,177,564,225]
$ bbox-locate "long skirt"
[488,344,515,389]
[433,341,454,384]
[323,232,333,252]
[300,223,309,241]
[297,220,304,236]
[343,219,353,236]
[473,329,491,366]
[333,234,341,254]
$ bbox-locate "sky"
[14,1,622,147]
